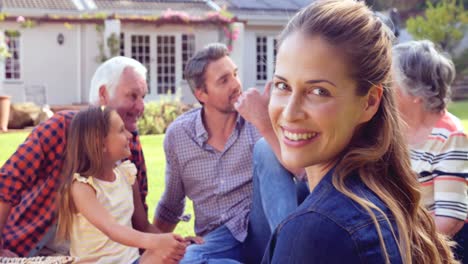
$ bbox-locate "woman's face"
[269,32,375,176]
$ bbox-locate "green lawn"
[449,100,468,129]
[0,100,466,237]
[140,135,195,236]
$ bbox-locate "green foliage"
[0,34,10,61]
[406,0,468,53]
[95,25,121,63]
[106,33,120,57]
[4,30,20,38]
[20,19,36,28]
[93,12,108,20]
[137,101,198,135]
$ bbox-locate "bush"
[138,101,198,135]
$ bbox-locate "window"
[126,33,194,96]
[273,38,277,72]
[256,36,267,82]
[5,31,20,80]
[130,35,151,93]
[120,33,125,56]
[256,35,277,83]
[181,34,195,79]
[156,35,176,94]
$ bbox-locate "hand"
[184,235,204,245]
[148,233,186,263]
[234,82,273,133]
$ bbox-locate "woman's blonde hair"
[56,106,114,241]
[278,1,456,263]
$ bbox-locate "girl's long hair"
[56,106,113,241]
[278,1,457,263]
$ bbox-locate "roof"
[0,0,308,15]
[94,0,212,16]
[0,0,305,24]
[0,0,234,25]
[1,0,79,11]
[212,0,307,25]
[214,0,308,11]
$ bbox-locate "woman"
[393,40,468,262]
[261,1,457,263]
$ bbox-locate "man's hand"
[184,236,204,245]
[145,233,186,263]
[234,82,272,134]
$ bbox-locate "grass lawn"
[0,100,466,237]
[449,100,468,129]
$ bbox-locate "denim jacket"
[261,168,403,264]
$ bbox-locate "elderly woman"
[393,40,468,262]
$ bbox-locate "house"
[0,0,307,106]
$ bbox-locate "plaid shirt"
[155,108,261,242]
[0,111,148,256]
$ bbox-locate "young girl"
[57,106,186,264]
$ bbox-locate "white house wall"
[79,24,101,104]
[2,22,84,105]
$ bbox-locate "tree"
[365,0,423,11]
[406,0,468,53]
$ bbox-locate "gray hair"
[184,43,229,96]
[392,40,455,113]
[89,56,147,104]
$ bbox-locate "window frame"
[255,35,277,86]
[123,32,195,99]
[4,30,22,83]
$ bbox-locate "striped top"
[411,111,468,221]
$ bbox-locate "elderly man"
[0,56,149,257]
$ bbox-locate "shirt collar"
[194,108,245,145]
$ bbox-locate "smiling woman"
[257,0,458,263]
[270,33,378,179]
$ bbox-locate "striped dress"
[411,111,468,222]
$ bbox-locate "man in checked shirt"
[0,56,150,257]
[154,43,300,263]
